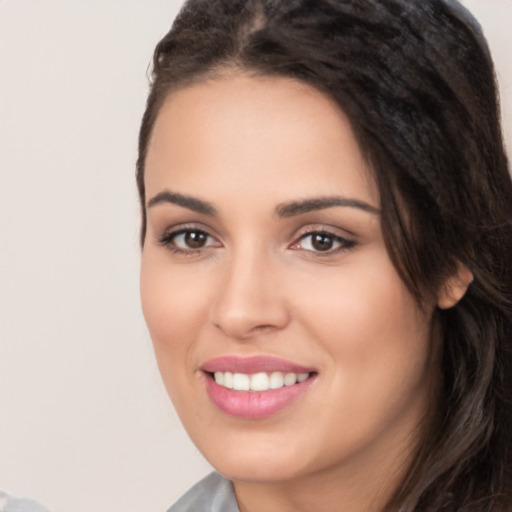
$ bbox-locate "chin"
[213,457,305,484]
[191,428,317,483]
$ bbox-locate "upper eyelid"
[158,222,222,240]
[297,230,345,241]
[293,231,352,247]
[291,223,357,241]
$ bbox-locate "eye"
[291,230,355,254]
[158,228,220,253]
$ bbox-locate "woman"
[137,0,512,510]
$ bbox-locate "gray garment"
[168,473,240,512]
[0,492,50,512]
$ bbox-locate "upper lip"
[201,355,315,374]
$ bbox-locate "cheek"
[139,254,218,420]
[290,259,436,456]
[296,255,433,388]
[140,254,209,363]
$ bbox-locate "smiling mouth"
[208,370,314,391]
[203,370,317,419]
[201,356,318,418]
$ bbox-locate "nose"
[210,249,290,341]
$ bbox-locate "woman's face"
[141,75,439,485]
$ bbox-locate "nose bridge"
[210,242,289,340]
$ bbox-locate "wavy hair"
[137,1,512,509]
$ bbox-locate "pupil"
[185,231,207,248]
[312,233,333,251]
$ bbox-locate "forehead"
[144,74,379,209]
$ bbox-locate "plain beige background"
[0,1,510,511]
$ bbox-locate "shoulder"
[167,472,239,512]
[0,491,51,512]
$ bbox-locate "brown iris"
[311,233,335,251]
[184,230,208,248]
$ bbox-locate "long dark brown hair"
[137,1,512,510]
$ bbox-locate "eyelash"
[157,227,356,256]
[157,227,218,256]
[292,230,356,255]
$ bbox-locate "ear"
[437,262,474,309]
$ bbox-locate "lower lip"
[204,374,315,419]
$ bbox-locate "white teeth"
[284,373,297,386]
[223,372,234,389]
[250,372,269,391]
[269,371,284,389]
[233,373,250,391]
[213,371,310,391]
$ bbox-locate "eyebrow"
[275,196,380,217]
[147,191,379,217]
[147,191,217,216]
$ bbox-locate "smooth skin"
[140,74,465,512]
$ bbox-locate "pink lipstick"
[201,356,317,419]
